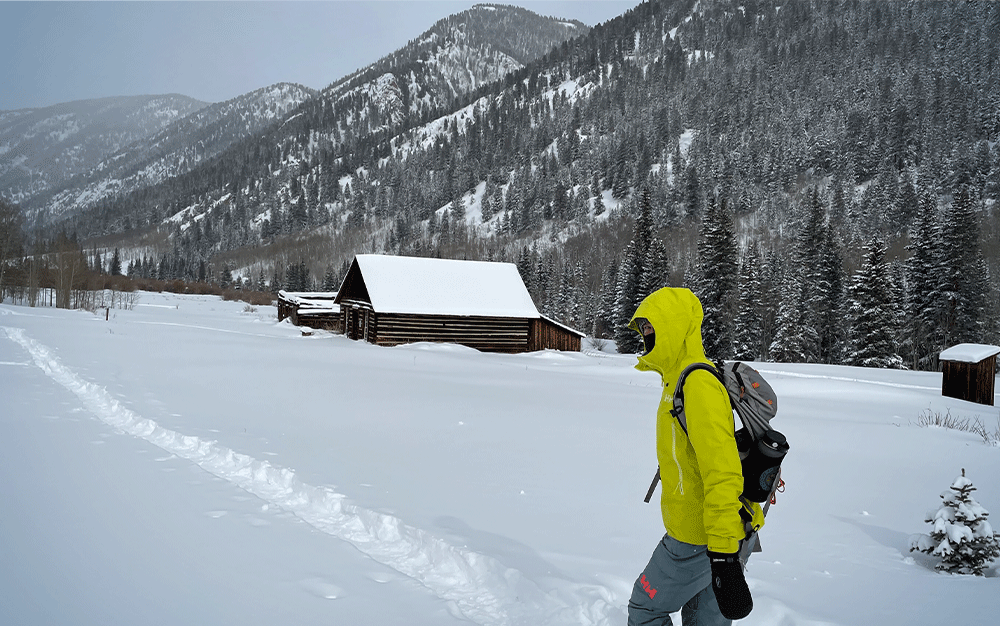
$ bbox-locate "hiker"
[627,287,764,625]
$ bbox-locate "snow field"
[2,323,621,626]
[2,292,999,626]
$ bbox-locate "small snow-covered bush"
[909,469,1000,576]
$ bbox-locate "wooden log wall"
[277,298,295,322]
[942,356,997,406]
[296,311,343,333]
[374,313,530,353]
[529,318,582,352]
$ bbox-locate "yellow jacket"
[630,287,763,553]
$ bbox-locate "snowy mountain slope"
[25,83,316,222]
[23,4,588,238]
[0,95,207,205]
[275,3,588,159]
[321,4,586,109]
[1,293,998,626]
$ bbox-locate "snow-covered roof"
[939,343,1000,363]
[278,291,339,312]
[350,254,539,318]
[540,314,586,337]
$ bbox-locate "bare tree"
[52,232,86,309]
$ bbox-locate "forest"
[2,0,998,371]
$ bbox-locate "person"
[626,287,764,625]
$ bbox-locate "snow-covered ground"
[1,292,998,626]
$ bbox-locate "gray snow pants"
[626,534,731,626]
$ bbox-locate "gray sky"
[0,1,640,111]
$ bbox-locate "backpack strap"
[669,361,725,435]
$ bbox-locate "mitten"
[707,550,753,620]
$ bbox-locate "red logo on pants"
[640,574,657,599]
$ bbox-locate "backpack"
[643,361,789,504]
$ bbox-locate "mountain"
[6,0,999,362]
[30,83,316,223]
[13,4,586,230]
[318,3,589,122]
[0,95,208,206]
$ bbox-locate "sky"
[0,1,641,111]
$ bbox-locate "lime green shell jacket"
[630,287,764,554]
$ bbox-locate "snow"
[939,343,1000,364]
[1,293,999,626]
[350,254,540,318]
[278,291,339,313]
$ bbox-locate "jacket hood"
[628,287,707,377]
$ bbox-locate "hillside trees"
[0,198,24,301]
[931,186,989,349]
[20,0,999,358]
[611,189,663,353]
[694,195,738,361]
[847,237,904,369]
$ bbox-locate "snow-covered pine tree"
[693,195,738,361]
[595,256,619,339]
[795,189,828,363]
[733,243,764,361]
[322,264,340,291]
[613,188,655,353]
[933,185,987,347]
[639,237,671,300]
[903,180,941,370]
[910,469,1000,576]
[613,239,645,354]
[847,237,904,369]
[768,273,807,363]
[818,230,847,364]
[110,248,122,276]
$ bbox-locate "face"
[636,317,656,355]
[637,318,654,336]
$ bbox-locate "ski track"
[2,326,621,626]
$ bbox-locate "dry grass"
[915,409,1000,445]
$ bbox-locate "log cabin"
[333,254,583,353]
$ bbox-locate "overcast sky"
[0,1,640,111]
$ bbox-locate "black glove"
[707,550,753,620]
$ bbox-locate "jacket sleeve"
[683,369,745,553]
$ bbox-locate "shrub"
[909,469,1000,576]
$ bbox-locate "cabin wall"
[941,356,997,406]
[528,318,582,352]
[374,313,530,353]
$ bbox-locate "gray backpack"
[644,361,788,504]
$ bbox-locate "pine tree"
[640,237,671,299]
[110,248,122,276]
[847,237,903,369]
[933,186,987,348]
[769,274,807,363]
[323,264,340,291]
[733,243,764,361]
[903,186,941,369]
[612,188,656,353]
[613,240,645,353]
[795,190,828,362]
[595,256,619,339]
[910,470,1000,576]
[693,196,738,361]
[818,225,847,364]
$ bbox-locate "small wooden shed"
[334,254,583,353]
[277,291,343,332]
[939,343,1000,406]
